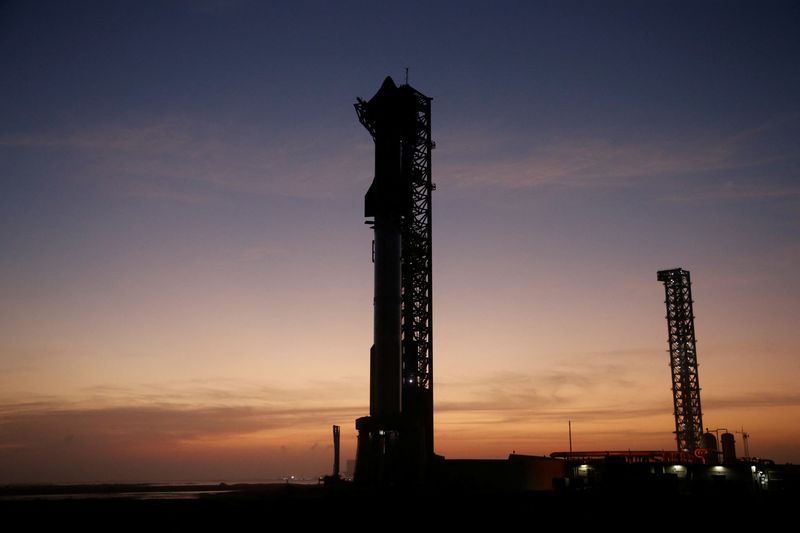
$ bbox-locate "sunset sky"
[1,1,798,483]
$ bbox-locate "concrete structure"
[443,455,565,491]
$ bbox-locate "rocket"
[356,76,407,418]
[353,76,434,484]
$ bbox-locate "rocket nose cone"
[365,76,400,111]
[370,77,398,102]
[381,76,397,90]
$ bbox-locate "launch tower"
[657,268,704,453]
[353,77,435,484]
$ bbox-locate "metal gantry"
[398,84,435,456]
[657,268,704,452]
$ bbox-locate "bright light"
[672,465,684,471]
[712,466,725,471]
[751,465,757,473]
[579,464,589,470]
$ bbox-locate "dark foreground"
[1,483,795,527]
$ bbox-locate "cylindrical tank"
[371,215,402,417]
[702,432,718,465]
[721,433,736,464]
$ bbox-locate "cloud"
[0,375,371,482]
[0,377,367,445]
[704,391,800,410]
[0,403,360,448]
[4,112,796,205]
[451,137,735,190]
[442,138,723,189]
[2,375,798,480]
[0,400,352,483]
[437,115,799,191]
[435,367,800,428]
[0,117,371,201]
[1,376,366,410]
[436,365,649,423]
[664,182,800,203]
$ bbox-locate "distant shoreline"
[0,481,319,500]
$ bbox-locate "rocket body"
[371,213,402,417]
[359,77,406,418]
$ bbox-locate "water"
[0,490,233,501]
[0,479,322,501]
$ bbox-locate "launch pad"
[348,77,783,490]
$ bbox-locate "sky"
[1,0,798,483]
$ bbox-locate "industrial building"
[549,450,792,494]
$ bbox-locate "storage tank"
[702,432,718,465]
[721,432,736,464]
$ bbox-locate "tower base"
[354,414,427,486]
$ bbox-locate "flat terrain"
[1,482,795,527]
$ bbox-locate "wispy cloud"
[704,391,800,410]
[1,377,365,412]
[0,400,354,482]
[0,117,370,201]
[665,182,800,202]
[437,365,648,423]
[0,378,365,481]
[4,114,796,202]
[437,115,800,191]
[442,138,725,189]
[2,376,797,480]
[436,367,800,426]
[0,403,360,446]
